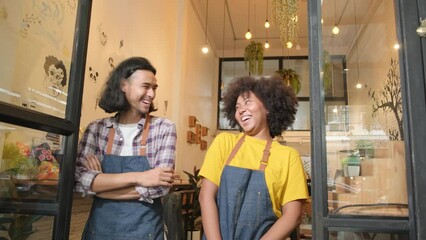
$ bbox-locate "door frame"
[308,0,426,239]
[0,0,92,239]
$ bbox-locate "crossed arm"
[83,154,175,200]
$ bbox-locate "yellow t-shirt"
[199,132,308,218]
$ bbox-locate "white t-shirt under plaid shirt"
[75,113,177,202]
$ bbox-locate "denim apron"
[82,115,164,240]
[204,135,277,240]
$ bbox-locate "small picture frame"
[195,132,201,144]
[186,131,196,144]
[200,140,207,150]
[189,116,196,127]
[201,127,208,136]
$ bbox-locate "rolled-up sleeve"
[136,119,176,202]
[75,122,103,197]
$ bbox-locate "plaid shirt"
[75,114,176,202]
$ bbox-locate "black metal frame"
[217,56,348,131]
[395,0,426,239]
[0,0,92,239]
[308,0,426,239]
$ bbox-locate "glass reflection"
[0,1,78,118]
[0,214,54,239]
[322,0,407,217]
[329,231,409,240]
[0,122,62,201]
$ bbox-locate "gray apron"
[82,115,163,240]
[203,135,277,240]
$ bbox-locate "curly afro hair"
[222,75,298,138]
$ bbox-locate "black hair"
[98,57,158,113]
[222,75,298,138]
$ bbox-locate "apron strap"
[225,135,273,172]
[105,114,151,156]
[106,128,115,155]
[259,139,272,171]
[139,114,151,155]
[225,135,246,165]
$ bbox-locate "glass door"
[309,0,426,239]
[323,0,408,218]
[0,0,91,239]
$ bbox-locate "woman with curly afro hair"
[199,76,308,240]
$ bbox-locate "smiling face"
[47,64,64,87]
[235,91,270,138]
[121,69,157,115]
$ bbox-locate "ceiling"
[191,0,380,58]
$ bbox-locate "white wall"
[80,0,218,175]
[177,1,218,172]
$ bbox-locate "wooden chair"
[163,192,185,240]
[180,190,197,240]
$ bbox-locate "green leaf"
[275,68,301,94]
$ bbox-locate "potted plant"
[244,41,264,75]
[346,154,361,177]
[355,140,375,159]
[14,158,38,179]
[274,68,301,94]
[182,166,202,237]
[2,142,38,179]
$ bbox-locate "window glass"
[0,1,78,118]
[0,122,63,202]
[329,231,409,240]
[282,58,310,97]
[0,214,54,239]
[219,59,279,130]
[323,0,408,217]
[218,57,346,131]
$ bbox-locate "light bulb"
[264,41,270,49]
[356,82,362,89]
[286,41,293,48]
[245,30,252,39]
[332,25,340,35]
[264,20,270,28]
[393,43,400,49]
[201,44,209,54]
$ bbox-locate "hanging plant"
[275,68,301,94]
[244,41,264,75]
[323,50,332,94]
[272,0,299,46]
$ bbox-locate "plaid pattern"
[75,114,176,201]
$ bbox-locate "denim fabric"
[215,165,277,239]
[82,155,164,240]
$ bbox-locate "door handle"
[417,18,426,38]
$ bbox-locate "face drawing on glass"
[43,56,67,97]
